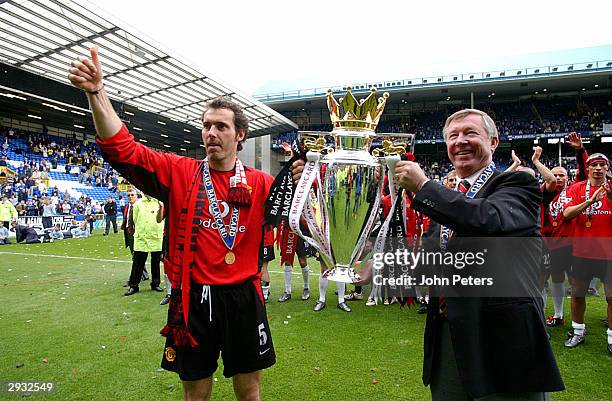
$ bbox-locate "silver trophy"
[289,88,414,283]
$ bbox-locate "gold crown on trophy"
[327,87,389,131]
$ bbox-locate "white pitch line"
[0,251,320,276]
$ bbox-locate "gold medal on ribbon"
[225,251,236,264]
[552,221,558,227]
[585,221,592,228]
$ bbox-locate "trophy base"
[324,267,361,284]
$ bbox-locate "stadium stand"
[0,127,126,223]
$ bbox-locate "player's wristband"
[86,84,104,95]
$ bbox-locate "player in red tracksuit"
[562,153,612,353]
[69,48,275,401]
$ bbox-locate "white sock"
[415,287,423,299]
[318,274,328,303]
[369,284,380,300]
[551,282,564,318]
[301,266,310,289]
[589,277,598,289]
[262,285,270,298]
[283,266,292,294]
[572,321,585,336]
[541,288,548,308]
[337,282,345,304]
[607,328,612,345]
[164,274,172,296]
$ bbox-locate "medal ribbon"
[585,178,607,218]
[439,162,496,250]
[202,161,239,250]
[549,186,567,220]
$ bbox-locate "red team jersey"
[97,125,273,286]
[541,184,574,249]
[563,180,612,260]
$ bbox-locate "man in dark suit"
[394,109,564,400]
[121,189,137,254]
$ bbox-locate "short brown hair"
[202,98,249,151]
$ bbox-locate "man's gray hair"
[442,109,499,140]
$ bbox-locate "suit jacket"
[411,170,564,398]
[121,204,130,230]
[121,203,135,249]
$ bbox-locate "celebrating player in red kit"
[68,47,275,401]
[562,153,612,354]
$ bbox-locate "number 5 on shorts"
[258,323,268,346]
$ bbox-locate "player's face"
[202,108,245,164]
[445,114,498,178]
[446,174,457,189]
[551,167,567,189]
[587,161,608,182]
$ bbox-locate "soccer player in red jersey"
[69,47,275,401]
[532,133,588,328]
[562,153,612,353]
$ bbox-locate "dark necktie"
[439,179,472,317]
[127,204,135,234]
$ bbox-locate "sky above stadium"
[85,0,612,96]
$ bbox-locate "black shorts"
[548,246,572,277]
[262,245,275,263]
[570,257,611,290]
[161,281,275,380]
[296,237,307,258]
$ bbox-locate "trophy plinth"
[324,267,361,283]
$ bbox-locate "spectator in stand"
[0,195,18,227]
[25,199,38,216]
[62,200,71,215]
[16,200,26,216]
[103,195,118,235]
[0,155,7,166]
[0,221,10,244]
[17,187,28,203]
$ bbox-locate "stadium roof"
[0,0,297,136]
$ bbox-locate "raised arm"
[566,132,588,182]
[505,150,521,172]
[531,146,556,191]
[563,186,603,220]
[68,46,122,140]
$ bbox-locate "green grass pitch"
[0,233,610,400]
